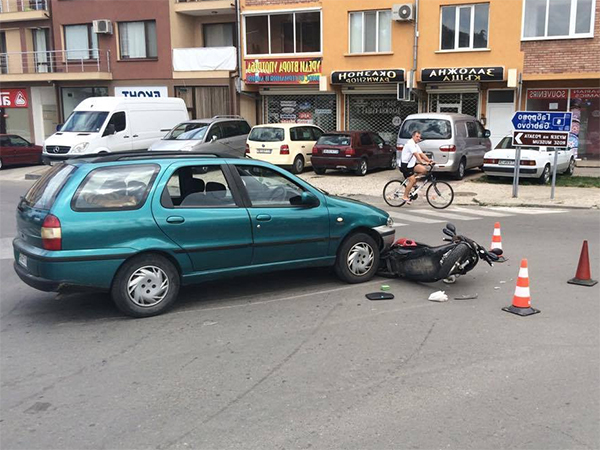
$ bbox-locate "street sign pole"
[551,149,559,200]
[512,147,521,198]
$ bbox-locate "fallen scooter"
[378,223,502,283]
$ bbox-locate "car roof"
[404,113,477,121]
[251,123,322,130]
[183,116,248,125]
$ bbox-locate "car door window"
[371,133,384,146]
[208,124,223,141]
[162,165,236,208]
[238,121,251,135]
[455,122,467,138]
[476,122,486,138]
[236,165,304,208]
[221,122,240,139]
[289,127,300,141]
[107,112,126,133]
[360,133,373,146]
[310,127,323,141]
[10,136,30,146]
[466,122,478,138]
[0,136,11,147]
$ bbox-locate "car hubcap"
[360,161,367,174]
[347,242,374,276]
[127,265,169,307]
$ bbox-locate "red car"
[311,131,397,176]
[0,134,42,170]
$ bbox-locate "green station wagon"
[13,153,395,317]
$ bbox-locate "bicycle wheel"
[426,181,454,209]
[383,180,407,207]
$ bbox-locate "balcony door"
[32,28,51,73]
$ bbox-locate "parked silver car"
[149,115,251,157]
[396,113,491,179]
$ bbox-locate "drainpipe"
[410,0,419,103]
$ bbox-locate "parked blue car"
[13,153,395,317]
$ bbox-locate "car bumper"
[373,225,395,251]
[14,261,60,292]
[312,156,362,170]
[483,165,539,176]
[42,154,72,165]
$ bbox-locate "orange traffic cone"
[568,240,598,287]
[503,258,540,316]
[491,222,507,263]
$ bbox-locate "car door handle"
[256,214,271,221]
[166,216,185,224]
[301,145,306,148]
[123,136,129,138]
[132,134,139,138]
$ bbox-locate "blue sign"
[511,111,572,132]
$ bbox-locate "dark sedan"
[0,134,42,169]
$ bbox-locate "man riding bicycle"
[399,130,434,203]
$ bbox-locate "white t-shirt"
[400,138,423,168]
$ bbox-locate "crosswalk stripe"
[489,207,567,215]
[0,238,15,260]
[447,206,512,217]
[387,211,445,224]
[408,209,480,221]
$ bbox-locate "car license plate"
[323,149,339,154]
[18,253,27,268]
[256,149,272,154]
[499,160,514,166]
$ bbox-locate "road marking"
[1,238,14,260]
[387,211,444,224]
[408,209,480,221]
[447,206,512,217]
[489,207,567,215]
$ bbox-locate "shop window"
[522,0,594,39]
[61,87,108,121]
[118,21,157,59]
[440,3,489,50]
[264,95,337,132]
[526,89,569,111]
[203,23,235,47]
[349,10,392,53]
[64,24,98,60]
[245,11,321,55]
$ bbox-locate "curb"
[25,173,43,181]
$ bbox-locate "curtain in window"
[378,11,391,52]
[65,25,90,60]
[33,29,49,72]
[349,13,362,53]
[204,23,234,47]
[120,22,146,58]
[523,0,547,37]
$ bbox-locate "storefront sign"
[571,88,600,99]
[527,89,568,100]
[0,89,28,108]
[245,58,322,84]
[331,69,404,84]
[115,86,168,98]
[513,131,568,147]
[421,67,503,83]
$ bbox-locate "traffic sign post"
[510,111,571,200]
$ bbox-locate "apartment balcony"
[172,46,236,79]
[0,50,113,82]
[174,0,234,16]
[0,0,49,23]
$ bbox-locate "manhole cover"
[455,192,477,197]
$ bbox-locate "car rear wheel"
[313,166,326,175]
[538,164,551,184]
[334,232,380,283]
[389,156,398,170]
[454,158,466,180]
[0,158,3,170]
[111,253,180,318]
[291,155,305,174]
[355,159,368,176]
[565,158,575,176]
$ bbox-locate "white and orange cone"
[491,222,507,262]
[502,258,540,316]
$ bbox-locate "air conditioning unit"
[392,4,415,21]
[93,19,113,35]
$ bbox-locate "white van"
[43,97,188,163]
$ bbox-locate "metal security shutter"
[428,92,479,117]
[345,94,417,144]
[263,94,337,131]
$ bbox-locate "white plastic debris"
[428,290,449,302]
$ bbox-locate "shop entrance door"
[487,90,515,148]
[429,93,479,117]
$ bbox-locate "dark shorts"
[400,163,415,178]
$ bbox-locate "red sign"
[571,88,600,99]
[1,89,29,108]
[527,89,568,100]
[245,58,322,85]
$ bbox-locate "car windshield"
[248,127,285,142]
[165,123,210,141]
[61,111,109,133]
[495,137,539,151]
[317,134,351,146]
[399,119,452,140]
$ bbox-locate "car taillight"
[440,145,456,152]
[280,144,290,155]
[245,143,250,155]
[345,148,355,156]
[521,160,536,166]
[41,214,62,251]
[484,158,498,164]
[312,146,318,155]
[396,144,404,152]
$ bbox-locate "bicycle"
[383,163,454,209]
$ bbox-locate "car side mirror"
[290,191,319,207]
[484,129,491,138]
[56,123,63,132]
[210,135,218,143]
[103,124,116,137]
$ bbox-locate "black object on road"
[366,292,395,301]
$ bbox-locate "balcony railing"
[0,0,48,13]
[0,49,111,75]
[173,47,236,72]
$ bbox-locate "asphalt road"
[1,178,599,450]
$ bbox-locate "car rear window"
[317,134,351,146]
[399,119,452,140]
[72,164,159,211]
[248,127,285,142]
[23,164,76,210]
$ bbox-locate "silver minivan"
[396,113,492,179]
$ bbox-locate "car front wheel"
[335,232,380,283]
[565,158,575,176]
[111,253,180,318]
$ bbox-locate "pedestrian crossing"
[386,206,567,227]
